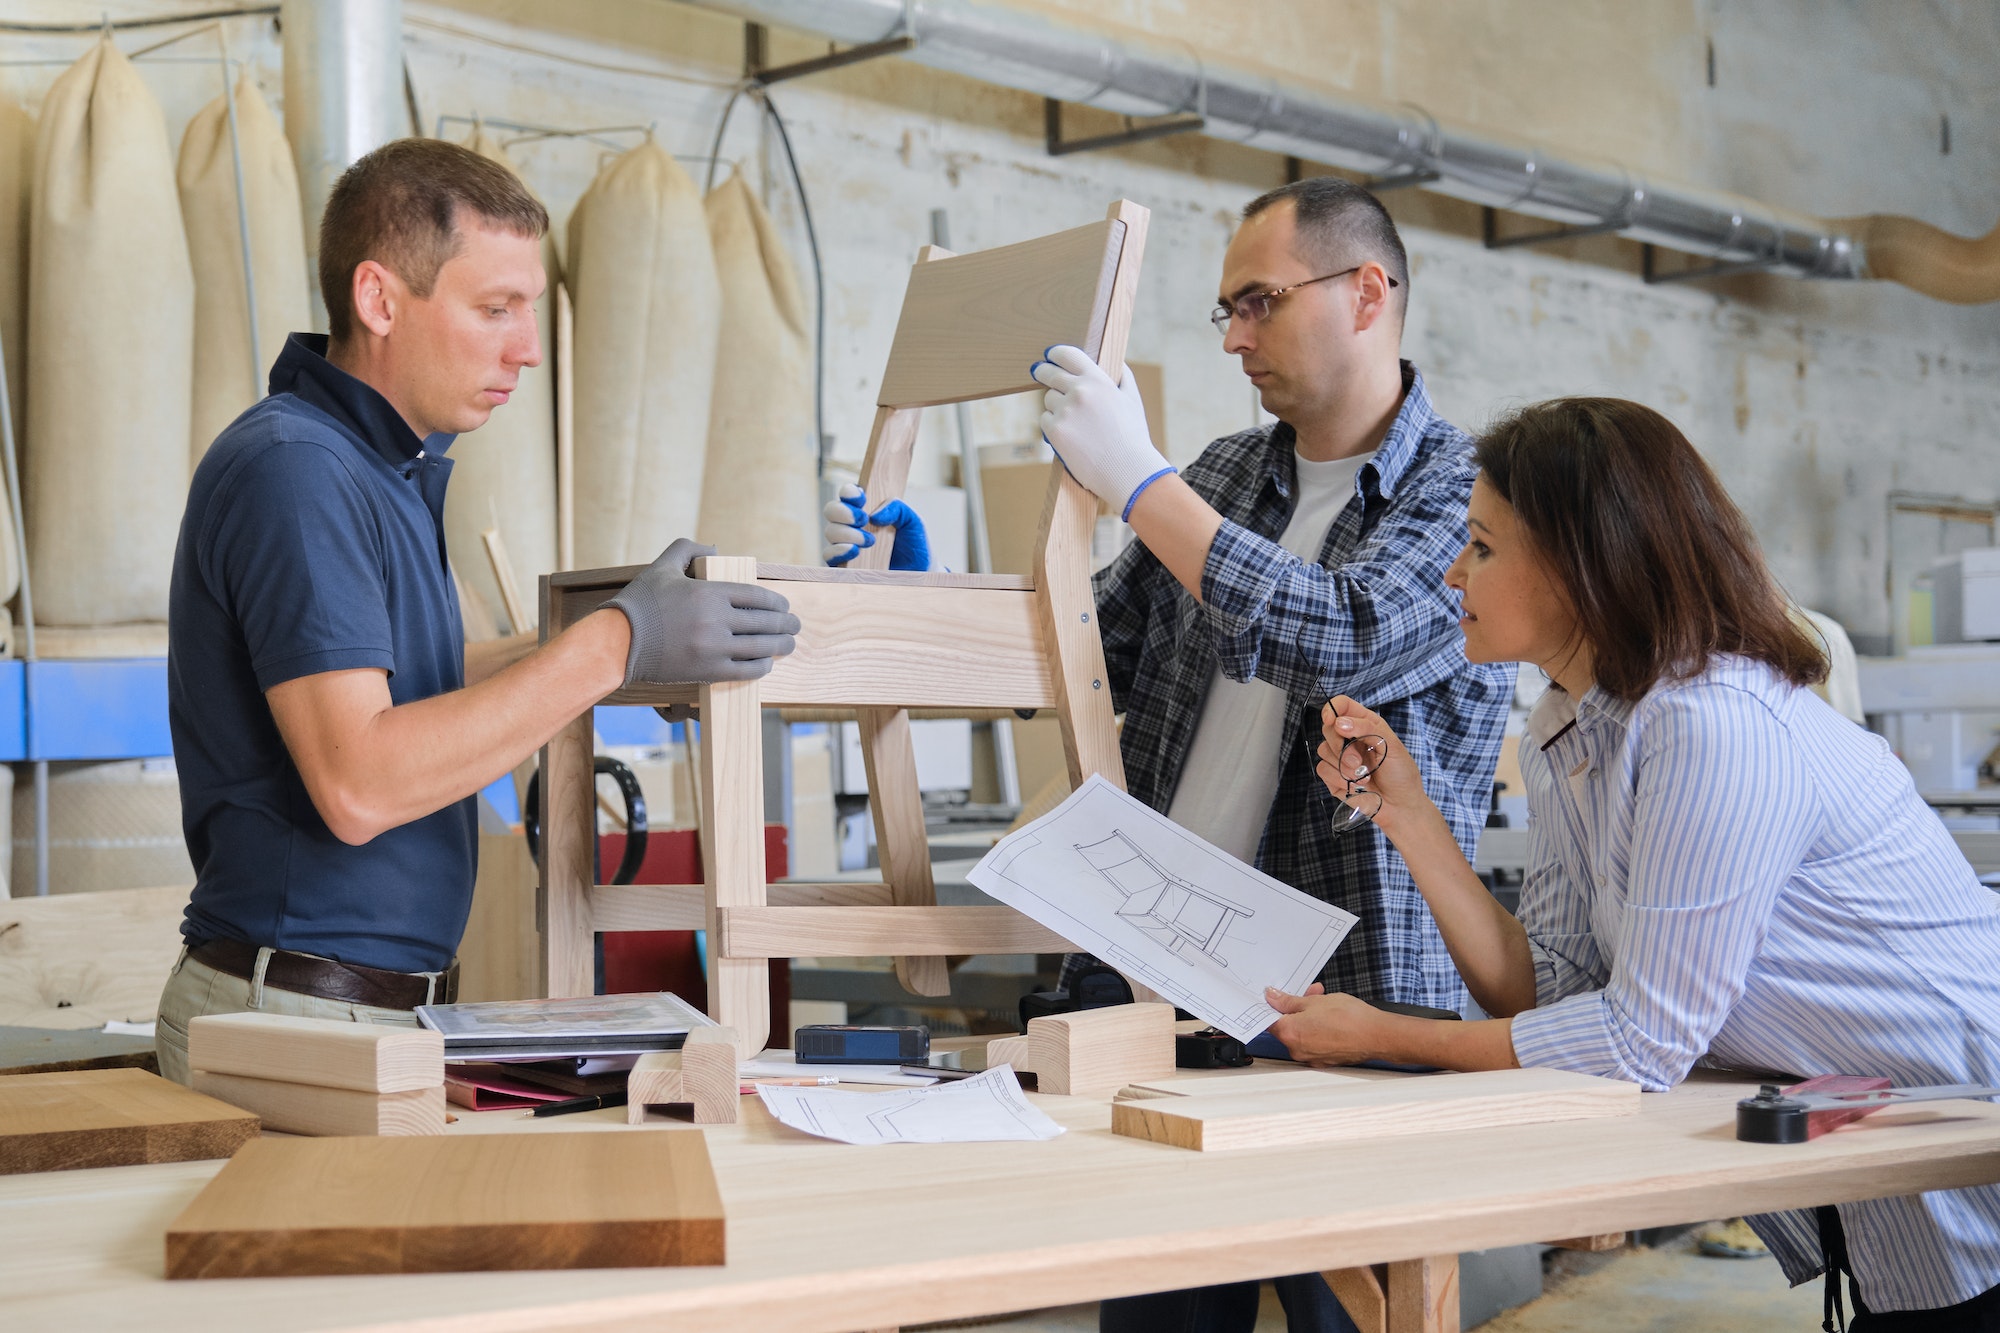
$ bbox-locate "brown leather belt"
[190,938,458,1010]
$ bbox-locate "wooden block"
[164,1131,726,1278]
[1026,1002,1176,1097]
[187,1012,443,1093]
[1112,1068,1641,1152]
[628,1027,738,1125]
[1388,1254,1458,1333]
[0,1067,258,1175]
[191,1072,445,1137]
[985,1034,1033,1074]
[1547,1232,1626,1251]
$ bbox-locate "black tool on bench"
[1735,1076,2000,1144]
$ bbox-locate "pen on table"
[740,1076,841,1090]
[530,1089,630,1118]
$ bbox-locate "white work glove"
[1030,344,1175,520]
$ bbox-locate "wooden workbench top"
[5,1069,1999,1333]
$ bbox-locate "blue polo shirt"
[170,333,476,973]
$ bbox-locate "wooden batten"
[715,906,1076,960]
[187,1012,443,1094]
[190,1073,445,1138]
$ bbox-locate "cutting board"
[166,1130,726,1277]
[0,1067,260,1175]
[1111,1067,1640,1151]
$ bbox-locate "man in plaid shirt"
[1031,178,1514,1333]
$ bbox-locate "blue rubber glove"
[822,483,932,571]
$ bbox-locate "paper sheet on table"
[755,1066,1062,1144]
[967,774,1358,1043]
[740,1051,937,1086]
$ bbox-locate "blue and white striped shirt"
[1508,656,2000,1312]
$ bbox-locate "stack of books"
[415,992,715,1112]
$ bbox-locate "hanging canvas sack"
[566,139,720,568]
[177,68,308,464]
[27,39,191,626]
[696,168,815,565]
[0,98,33,612]
[440,128,560,631]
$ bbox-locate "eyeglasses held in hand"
[1304,716,1389,836]
[1211,265,1400,335]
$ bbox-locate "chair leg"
[699,557,771,1059]
[539,710,595,998]
[860,707,950,997]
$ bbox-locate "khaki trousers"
[154,947,422,1086]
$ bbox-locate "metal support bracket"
[1641,243,1778,285]
[1361,167,1439,191]
[746,23,916,85]
[1482,205,1630,251]
[1044,98,1204,157]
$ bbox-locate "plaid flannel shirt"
[1089,362,1514,1010]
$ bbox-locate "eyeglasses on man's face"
[1210,265,1399,336]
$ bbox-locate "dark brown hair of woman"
[1473,397,1827,703]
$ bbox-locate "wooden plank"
[0,884,190,1029]
[163,1132,725,1278]
[851,406,928,573]
[458,830,544,1003]
[860,707,950,997]
[599,579,1056,712]
[628,1027,738,1125]
[186,1012,442,1094]
[716,906,1076,959]
[1111,1068,1640,1152]
[698,556,771,1060]
[1547,1232,1626,1251]
[1325,1265,1387,1333]
[1386,1255,1457,1333]
[590,881,894,932]
[754,564,1032,591]
[189,1073,446,1137]
[0,1068,258,1175]
[1116,1069,1366,1100]
[878,219,1125,408]
[0,1025,158,1076]
[1027,1003,1176,1097]
[538,707,596,1000]
[555,282,574,572]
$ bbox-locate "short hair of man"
[318,138,550,344]
[1242,176,1410,315]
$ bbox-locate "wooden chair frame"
[537,200,1149,1055]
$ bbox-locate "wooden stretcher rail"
[715,905,1076,958]
[547,562,1036,594]
[585,580,1057,711]
[587,883,895,933]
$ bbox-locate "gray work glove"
[607,539,799,687]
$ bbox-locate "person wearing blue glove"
[1030,178,1515,1333]
[822,482,933,571]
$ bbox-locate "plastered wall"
[2,0,1994,649]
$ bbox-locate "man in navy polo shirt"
[155,139,798,1084]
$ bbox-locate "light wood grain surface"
[714,905,1076,959]
[187,1012,443,1094]
[0,1068,258,1176]
[188,1074,446,1138]
[4,1070,2000,1330]
[1111,1068,1640,1152]
[1028,1002,1176,1097]
[0,884,190,1029]
[162,1132,725,1278]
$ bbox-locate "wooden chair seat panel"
[878,219,1125,409]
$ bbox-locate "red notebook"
[444,1064,579,1111]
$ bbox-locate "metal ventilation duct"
[685,0,1868,281]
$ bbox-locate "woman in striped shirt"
[1272,397,2000,1330]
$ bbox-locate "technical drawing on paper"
[968,774,1360,1043]
[1074,831,1254,968]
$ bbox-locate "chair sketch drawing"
[536,201,1152,1056]
[1074,832,1254,966]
